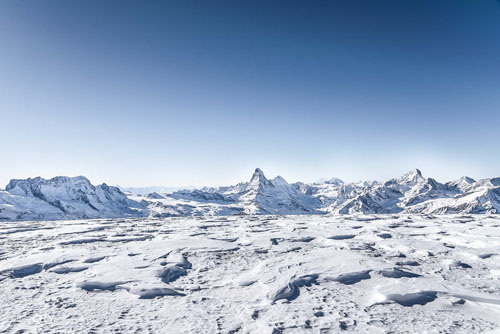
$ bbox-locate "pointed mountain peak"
[408,168,422,177]
[448,176,477,192]
[254,168,264,175]
[449,176,475,185]
[460,176,476,184]
[251,168,266,181]
[249,168,273,189]
[397,168,424,185]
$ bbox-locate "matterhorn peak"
[247,168,275,192]
[250,168,266,182]
[254,168,264,174]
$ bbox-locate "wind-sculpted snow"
[386,291,438,307]
[1,263,43,278]
[76,280,128,292]
[50,266,88,274]
[327,270,372,285]
[328,234,356,240]
[128,287,185,299]
[2,215,500,333]
[83,256,106,263]
[272,274,320,302]
[380,268,421,278]
[156,265,188,283]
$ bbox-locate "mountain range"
[1,168,499,221]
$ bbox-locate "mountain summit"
[397,168,424,186]
[249,168,272,188]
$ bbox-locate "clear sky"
[1,0,499,188]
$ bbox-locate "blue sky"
[1,0,499,187]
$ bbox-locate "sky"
[0,0,499,188]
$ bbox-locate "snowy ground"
[2,215,500,334]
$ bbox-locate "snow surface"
[2,214,500,333]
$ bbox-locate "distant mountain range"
[118,185,196,195]
[1,168,499,221]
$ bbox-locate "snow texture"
[2,214,500,333]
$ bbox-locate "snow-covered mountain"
[212,168,318,214]
[0,176,145,221]
[118,185,195,195]
[329,169,500,214]
[140,168,319,217]
[1,168,499,221]
[137,168,500,217]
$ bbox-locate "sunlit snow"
[2,214,500,333]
